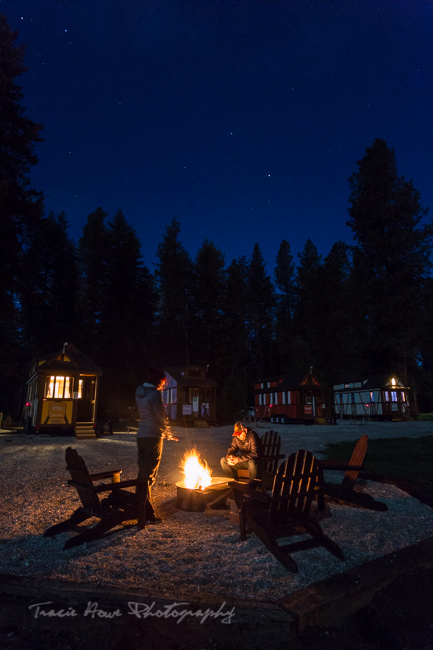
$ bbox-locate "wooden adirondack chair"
[44,447,149,549]
[317,434,388,512]
[229,449,345,573]
[235,429,285,489]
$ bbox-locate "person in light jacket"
[135,367,174,523]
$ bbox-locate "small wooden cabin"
[162,365,218,426]
[333,375,415,421]
[24,343,102,437]
[254,369,329,424]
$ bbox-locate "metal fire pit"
[176,477,230,512]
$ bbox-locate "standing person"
[220,421,264,481]
[135,367,176,523]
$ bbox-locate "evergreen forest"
[2,13,433,423]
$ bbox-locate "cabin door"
[191,388,199,415]
[76,376,96,422]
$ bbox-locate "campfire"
[182,449,212,490]
[176,448,230,512]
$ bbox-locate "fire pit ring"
[176,477,230,512]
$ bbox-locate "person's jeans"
[220,456,258,480]
[136,436,164,519]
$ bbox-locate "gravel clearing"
[1,420,432,601]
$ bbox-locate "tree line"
[2,13,433,422]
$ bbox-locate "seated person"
[220,421,264,480]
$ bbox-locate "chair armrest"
[68,478,148,493]
[317,460,363,471]
[111,478,148,490]
[260,454,285,462]
[228,481,270,501]
[90,470,122,482]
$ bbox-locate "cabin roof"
[165,366,218,387]
[254,370,322,392]
[333,374,407,390]
[29,343,102,378]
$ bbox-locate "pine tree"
[20,212,79,353]
[292,239,323,374]
[246,243,276,378]
[347,139,433,381]
[220,256,250,418]
[77,207,109,357]
[274,239,296,373]
[191,239,226,369]
[98,210,156,414]
[155,218,194,366]
[0,13,44,416]
[318,241,360,382]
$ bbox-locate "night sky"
[3,0,433,270]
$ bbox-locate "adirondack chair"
[235,430,285,489]
[44,447,149,549]
[317,434,388,512]
[229,449,345,573]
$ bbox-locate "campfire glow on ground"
[182,449,212,490]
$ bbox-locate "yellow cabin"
[24,342,102,438]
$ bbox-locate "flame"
[182,449,212,490]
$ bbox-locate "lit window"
[384,391,389,401]
[391,391,397,402]
[45,376,55,398]
[54,376,64,398]
[78,379,83,398]
[44,376,72,398]
[401,391,406,402]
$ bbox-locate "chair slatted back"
[261,430,282,477]
[269,450,319,527]
[342,434,368,490]
[235,429,283,483]
[65,447,103,515]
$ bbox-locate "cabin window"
[261,383,264,389]
[282,392,286,405]
[401,391,406,402]
[274,393,278,405]
[45,376,72,399]
[384,391,389,401]
[306,393,312,404]
[370,391,375,402]
[391,391,398,402]
[267,382,270,388]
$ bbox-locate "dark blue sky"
[3,0,433,271]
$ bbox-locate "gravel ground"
[1,420,433,603]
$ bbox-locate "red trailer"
[254,369,330,424]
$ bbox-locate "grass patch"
[321,435,433,497]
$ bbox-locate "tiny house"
[24,342,102,437]
[333,375,415,420]
[254,370,329,424]
[162,365,218,426]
